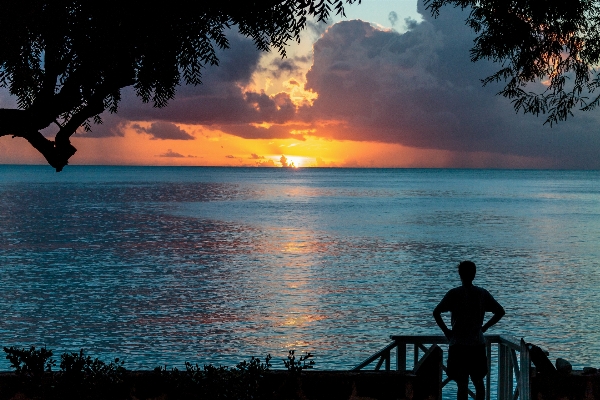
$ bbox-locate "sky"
[2,0,600,169]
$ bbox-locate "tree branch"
[0,109,71,171]
[0,109,35,135]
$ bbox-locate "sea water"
[1,167,599,382]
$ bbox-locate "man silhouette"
[433,261,505,400]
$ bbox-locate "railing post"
[439,346,444,400]
[519,339,531,400]
[414,344,420,368]
[486,341,492,400]
[498,344,513,400]
[397,342,406,372]
[385,351,390,371]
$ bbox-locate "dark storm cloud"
[298,7,600,168]
[115,31,262,124]
[132,121,195,140]
[83,29,297,137]
[269,58,303,78]
[223,123,307,140]
[74,113,127,138]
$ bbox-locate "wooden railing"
[352,335,530,400]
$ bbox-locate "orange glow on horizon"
[0,126,553,169]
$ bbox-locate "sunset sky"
[2,0,600,169]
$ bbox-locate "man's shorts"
[447,344,488,381]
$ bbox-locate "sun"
[279,154,303,168]
[280,156,314,168]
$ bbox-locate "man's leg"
[456,376,470,400]
[472,377,485,400]
[471,344,488,400]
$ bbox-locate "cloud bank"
[132,122,194,140]
[296,6,600,168]
[76,8,600,168]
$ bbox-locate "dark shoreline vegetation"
[0,346,316,400]
[0,346,444,400]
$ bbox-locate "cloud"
[4,28,273,140]
[403,17,419,30]
[256,159,276,167]
[297,12,600,168]
[158,149,185,158]
[279,154,296,167]
[225,155,235,158]
[132,121,195,140]
[70,10,600,168]
[314,157,337,167]
[111,31,297,128]
[388,11,398,27]
[220,123,308,140]
[249,153,264,159]
[306,19,331,38]
[76,29,296,138]
[71,114,127,138]
[0,88,18,108]
[268,58,304,79]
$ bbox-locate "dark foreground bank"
[0,370,443,400]
[0,346,441,400]
[1,370,600,400]
[1,346,600,399]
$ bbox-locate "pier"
[352,335,531,400]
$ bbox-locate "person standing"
[433,261,505,400]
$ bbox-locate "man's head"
[458,260,476,284]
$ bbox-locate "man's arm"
[482,294,505,333]
[433,304,452,340]
[481,306,505,333]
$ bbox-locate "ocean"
[1,166,599,381]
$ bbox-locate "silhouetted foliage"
[426,0,600,125]
[0,1,360,171]
[2,346,275,399]
[4,346,55,377]
[283,350,315,373]
[58,349,127,398]
[3,347,127,399]
[154,356,273,399]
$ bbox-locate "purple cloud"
[113,31,296,127]
[132,122,194,140]
[295,10,600,168]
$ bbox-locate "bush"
[1,346,312,399]
[284,350,314,373]
[3,347,126,400]
[153,355,272,400]
[4,346,55,377]
[58,349,127,399]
